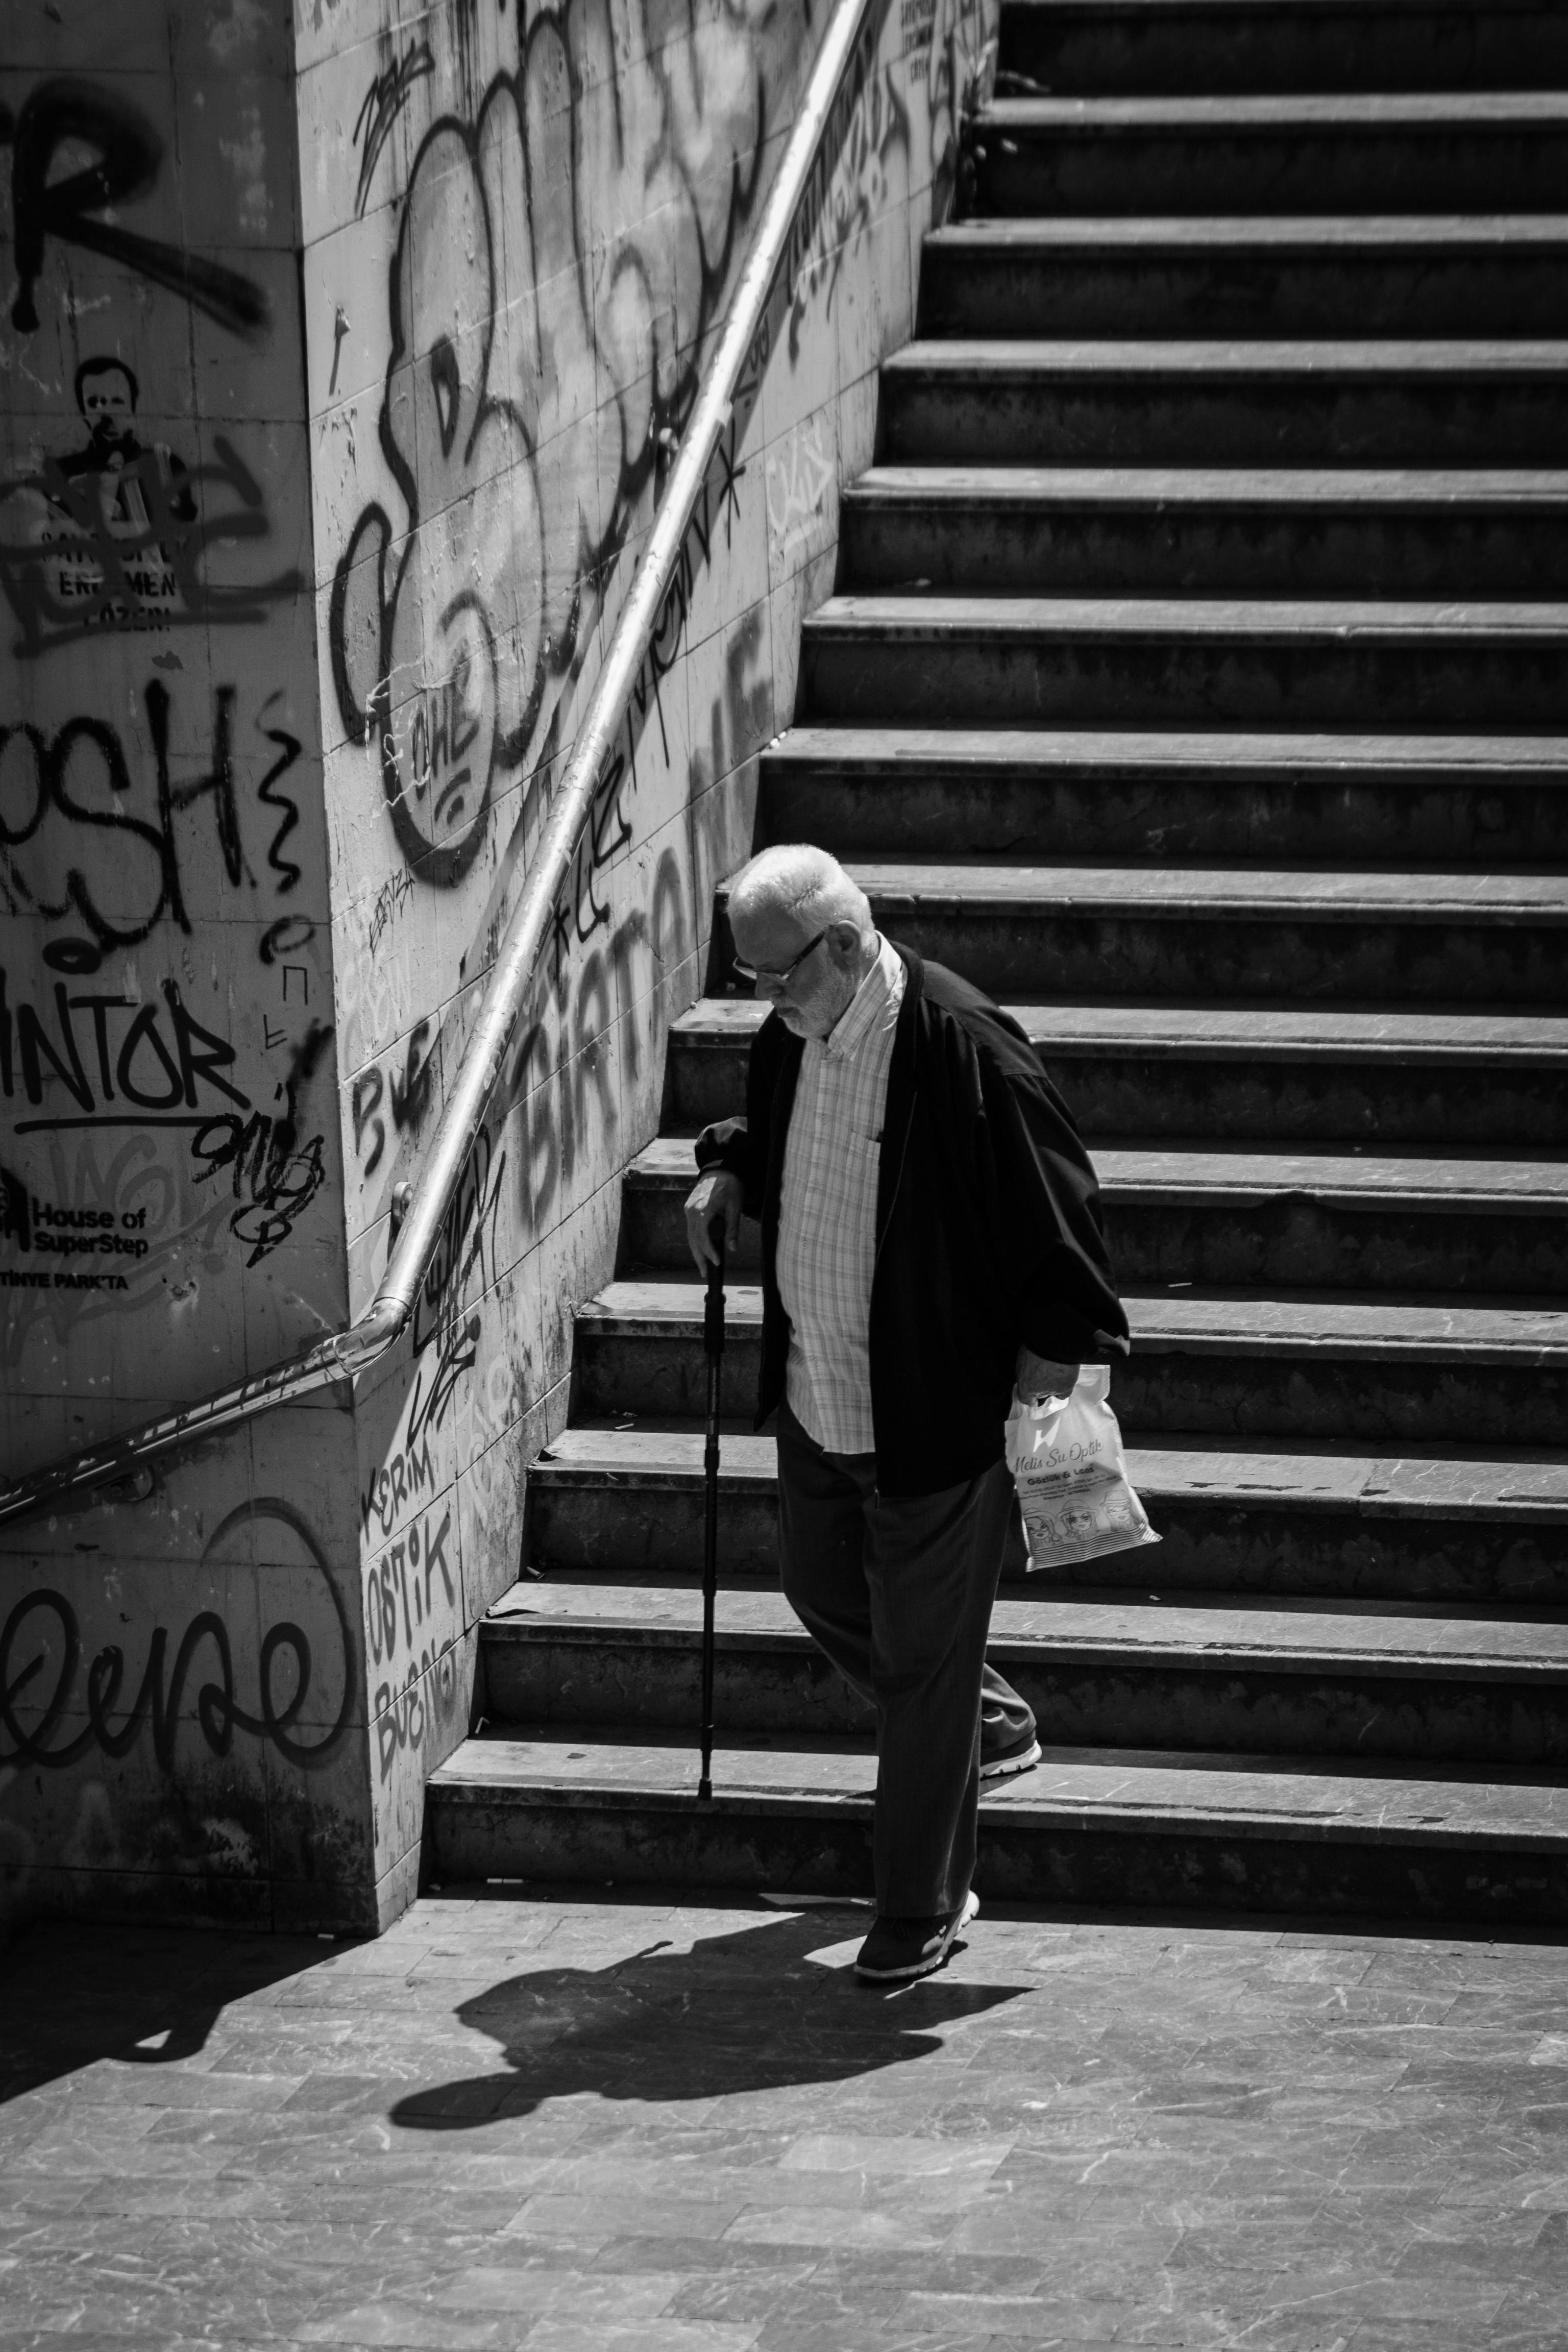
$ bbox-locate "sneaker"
[854,1891,980,1983]
[980,1728,1042,1781]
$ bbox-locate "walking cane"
[698,1221,726,1802]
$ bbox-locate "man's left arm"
[970,1021,1132,1379]
[1016,1343,1082,1405]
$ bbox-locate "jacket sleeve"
[692,1014,776,1222]
[969,1019,1131,1365]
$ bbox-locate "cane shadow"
[392,1904,1029,2128]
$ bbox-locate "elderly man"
[685,845,1129,1982]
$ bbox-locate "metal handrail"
[0,0,880,1529]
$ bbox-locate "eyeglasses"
[731,927,829,989]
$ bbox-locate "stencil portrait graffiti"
[54,357,198,612]
[0,358,303,658]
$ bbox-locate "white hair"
[728,843,872,935]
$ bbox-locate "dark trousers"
[774,1398,1035,1917]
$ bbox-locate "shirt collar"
[822,934,903,1063]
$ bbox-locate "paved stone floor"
[4,1889,1568,2349]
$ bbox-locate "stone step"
[426,1731,1568,1925]
[480,1577,1568,1768]
[529,1426,1568,1608]
[572,1280,1568,1446]
[840,468,1568,600]
[666,994,1568,1146]
[918,217,1568,342]
[760,725,1568,865]
[622,1136,1568,1296]
[970,94,1568,217]
[997,0,1568,100]
[799,595,1568,737]
[880,339,1568,469]
[711,862,1568,1008]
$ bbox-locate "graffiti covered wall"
[1,4,369,1934]
[1,0,993,1938]
[306,0,992,1913]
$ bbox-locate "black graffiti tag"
[354,41,435,218]
[0,1501,354,1773]
[330,119,539,889]
[351,1017,433,1180]
[2,78,268,339]
[330,0,766,888]
[411,1128,505,1356]
[256,724,304,893]
[190,1020,333,1267]
[0,683,246,960]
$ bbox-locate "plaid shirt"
[775,934,906,1455]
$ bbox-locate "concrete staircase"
[428,0,1568,1924]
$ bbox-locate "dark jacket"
[694,945,1130,1497]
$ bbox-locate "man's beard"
[777,977,854,1038]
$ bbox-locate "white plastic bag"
[1004,1364,1160,1572]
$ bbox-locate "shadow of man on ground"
[393,1902,1031,2128]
